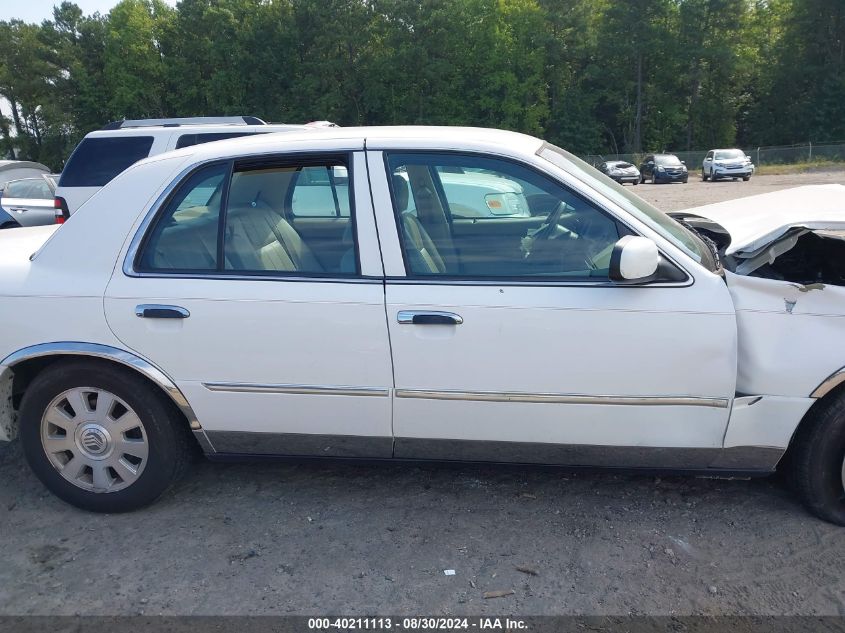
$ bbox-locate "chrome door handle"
[397,310,463,325]
[135,304,190,319]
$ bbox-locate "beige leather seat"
[224,202,324,272]
[393,175,446,275]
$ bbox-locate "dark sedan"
[639,154,688,184]
[598,160,640,185]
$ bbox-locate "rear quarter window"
[59,136,154,187]
[175,131,264,149]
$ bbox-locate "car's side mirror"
[609,236,659,282]
[681,161,686,165]
[647,161,654,165]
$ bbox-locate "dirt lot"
[2,169,845,617]
[631,167,845,212]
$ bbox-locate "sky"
[1,0,177,24]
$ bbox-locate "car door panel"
[105,148,394,457]
[1,197,55,226]
[369,150,738,465]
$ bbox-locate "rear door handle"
[135,304,190,319]
[397,310,463,325]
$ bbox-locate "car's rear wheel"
[19,361,192,513]
[791,393,845,525]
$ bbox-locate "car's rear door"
[105,140,394,457]
[1,178,55,227]
[368,147,738,468]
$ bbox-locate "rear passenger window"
[137,157,357,276]
[291,166,350,217]
[139,163,228,271]
[59,136,154,187]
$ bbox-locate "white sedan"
[1,127,844,524]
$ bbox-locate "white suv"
[54,116,308,217]
[702,148,755,182]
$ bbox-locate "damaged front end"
[672,185,845,400]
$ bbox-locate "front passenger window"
[386,153,621,279]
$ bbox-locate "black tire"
[682,177,688,184]
[632,180,638,186]
[19,360,192,513]
[791,394,845,525]
[702,170,709,182]
[742,175,751,181]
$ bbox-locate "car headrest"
[391,174,410,211]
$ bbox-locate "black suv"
[639,154,688,184]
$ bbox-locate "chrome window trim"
[203,382,390,397]
[394,389,729,408]
[1,342,207,435]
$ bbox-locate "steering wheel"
[522,201,601,272]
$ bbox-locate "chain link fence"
[582,141,845,170]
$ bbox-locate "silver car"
[0,175,60,228]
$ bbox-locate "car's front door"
[368,149,738,468]
[105,147,394,457]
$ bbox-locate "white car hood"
[680,184,845,255]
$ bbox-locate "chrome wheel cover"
[40,387,149,493]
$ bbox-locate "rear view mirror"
[609,236,659,282]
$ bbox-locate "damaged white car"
[0,126,844,524]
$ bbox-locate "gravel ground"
[2,169,845,617]
[631,167,845,211]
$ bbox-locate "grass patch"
[755,160,845,176]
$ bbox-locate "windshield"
[655,155,682,166]
[714,149,744,160]
[539,143,715,270]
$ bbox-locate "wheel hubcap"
[40,387,149,493]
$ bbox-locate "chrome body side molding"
[394,389,730,409]
[0,342,210,448]
[203,382,390,397]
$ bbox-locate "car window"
[4,178,52,199]
[714,149,744,160]
[139,157,357,276]
[290,165,350,217]
[139,163,228,271]
[655,155,682,166]
[386,153,621,279]
[59,136,155,187]
[175,131,266,150]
